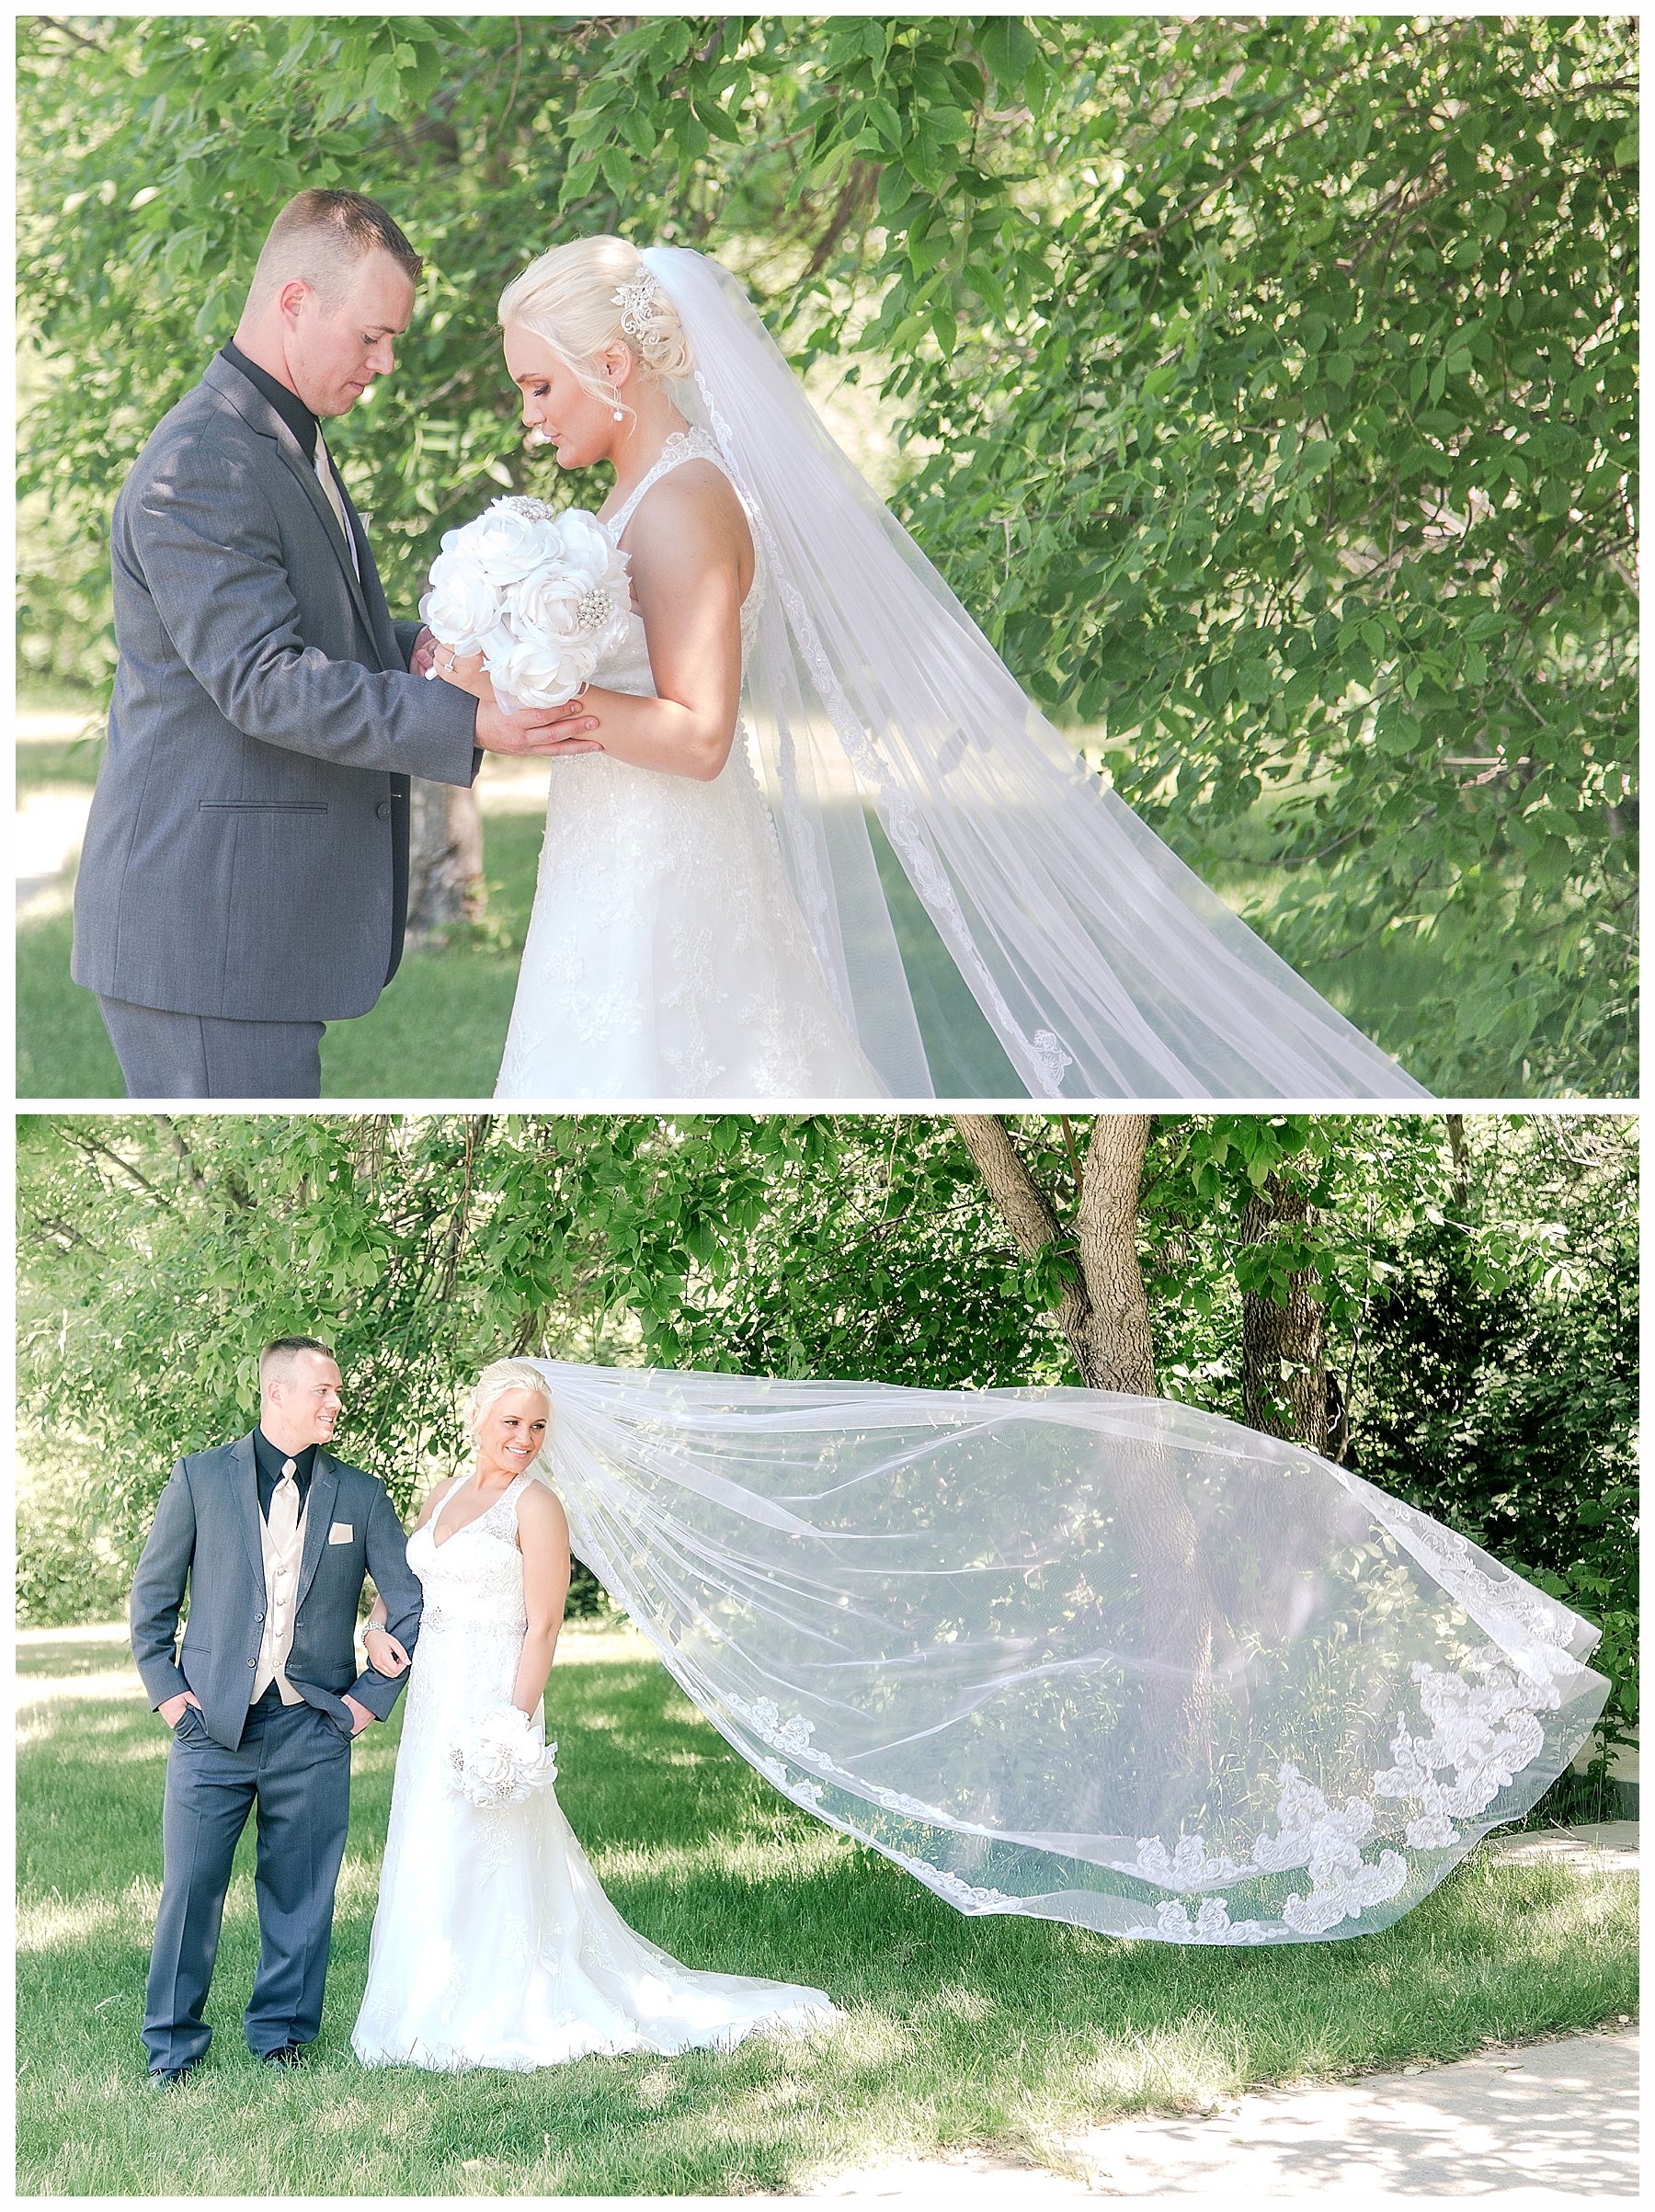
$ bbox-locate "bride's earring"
[612,406,625,422]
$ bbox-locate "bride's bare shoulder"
[629,456,751,567]
[516,1478,568,1532]
[410,1475,460,1533]
[514,1477,569,1557]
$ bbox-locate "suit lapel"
[295,1452,341,1613]
[273,439,382,645]
[232,1432,264,1588]
[336,474,405,669]
[201,353,382,650]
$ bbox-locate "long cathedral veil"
[533,1358,1605,1946]
[639,245,1430,1101]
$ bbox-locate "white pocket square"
[328,1522,354,1545]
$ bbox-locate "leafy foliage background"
[17,1110,1637,1769]
[17,14,1637,1095]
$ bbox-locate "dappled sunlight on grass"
[18,1883,157,1954]
[1080,2012,1252,2112]
[17,1625,1638,2195]
[589,1823,851,1898]
[17,1669,149,1705]
[16,1634,135,1678]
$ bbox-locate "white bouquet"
[420,496,631,710]
[448,1705,560,1810]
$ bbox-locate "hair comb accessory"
[612,270,665,348]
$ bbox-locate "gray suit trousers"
[143,1698,351,2070]
[98,996,325,1100]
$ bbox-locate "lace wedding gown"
[494,430,884,1100]
[350,1471,839,2070]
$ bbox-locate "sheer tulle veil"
[639,245,1431,1102]
[531,1359,1605,1947]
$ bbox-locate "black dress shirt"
[252,1429,317,1524]
[221,341,320,462]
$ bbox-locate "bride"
[433,236,1431,1104]
[354,1349,1607,2022]
[350,1361,837,2070]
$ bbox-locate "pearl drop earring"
[612,406,624,422]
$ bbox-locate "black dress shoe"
[150,2062,199,2088]
[261,2043,306,2069]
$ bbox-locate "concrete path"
[801,2024,1638,2202]
[1485,1820,1639,1875]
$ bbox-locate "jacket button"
[247,1659,256,1667]
[375,799,392,820]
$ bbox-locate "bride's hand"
[430,644,491,700]
[364,1625,410,1676]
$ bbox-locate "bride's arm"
[362,1477,453,1676]
[435,466,749,781]
[572,465,750,783]
[511,1482,574,1719]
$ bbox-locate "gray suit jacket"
[129,1432,423,1750]
[73,352,480,1021]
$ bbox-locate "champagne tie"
[271,1460,300,1547]
[314,439,360,577]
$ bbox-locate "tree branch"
[154,1115,209,1197]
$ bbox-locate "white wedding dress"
[350,1470,839,2070]
[494,430,885,1100]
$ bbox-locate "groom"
[130,1337,421,2083]
[72,187,591,1099]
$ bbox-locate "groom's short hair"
[259,1334,337,1386]
[245,189,422,314]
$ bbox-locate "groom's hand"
[342,1693,375,1737]
[475,696,603,758]
[158,1691,202,1728]
[408,625,440,678]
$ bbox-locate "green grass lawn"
[15,723,1512,1101]
[17,1627,1638,2195]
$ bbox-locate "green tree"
[17,1111,1634,1764]
[17,17,1636,1093]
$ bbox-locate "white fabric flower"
[420,497,633,707]
[419,542,506,655]
[493,632,600,711]
[552,508,632,610]
[512,565,586,644]
[463,502,562,586]
[448,1705,559,1809]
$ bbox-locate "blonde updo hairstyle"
[466,1357,554,1480]
[497,236,695,419]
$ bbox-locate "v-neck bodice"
[409,1471,532,1638]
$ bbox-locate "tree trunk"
[439,1116,494,1300]
[952,1113,1216,1817]
[951,1112,1154,1392]
[405,779,485,944]
[1071,1114,1157,1395]
[1445,1112,1469,1203]
[1239,1175,1329,1452]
